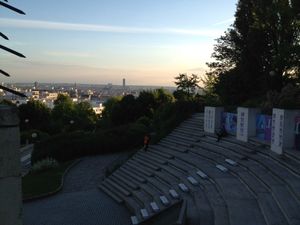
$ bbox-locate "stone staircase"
[99,113,300,225]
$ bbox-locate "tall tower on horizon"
[122,78,126,89]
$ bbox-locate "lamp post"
[69,120,74,132]
[31,132,37,143]
[24,118,29,145]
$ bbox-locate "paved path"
[23,153,132,225]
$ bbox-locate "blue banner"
[256,115,272,142]
[222,112,237,135]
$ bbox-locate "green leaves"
[174,73,200,100]
[205,0,300,106]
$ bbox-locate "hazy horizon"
[1,0,238,86]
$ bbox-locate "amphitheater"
[99,113,300,225]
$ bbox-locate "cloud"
[44,51,93,58]
[213,17,234,26]
[0,18,223,37]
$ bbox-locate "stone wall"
[0,105,22,225]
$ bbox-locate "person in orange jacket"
[143,134,151,151]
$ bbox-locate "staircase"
[99,113,300,225]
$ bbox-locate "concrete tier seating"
[99,112,300,225]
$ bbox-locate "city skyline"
[1,0,238,86]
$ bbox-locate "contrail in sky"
[0,18,223,37]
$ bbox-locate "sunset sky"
[1,0,237,86]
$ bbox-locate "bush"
[20,129,50,145]
[260,84,300,113]
[31,157,59,174]
[32,123,148,164]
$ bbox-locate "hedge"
[32,122,148,163]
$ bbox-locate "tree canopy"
[174,74,200,100]
[205,0,300,105]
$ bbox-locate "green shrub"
[31,157,59,174]
[260,84,300,113]
[32,123,148,164]
[20,129,50,145]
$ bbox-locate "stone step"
[148,147,174,159]
[257,193,289,225]
[139,182,162,198]
[179,122,204,129]
[131,190,153,213]
[285,150,300,163]
[169,189,180,199]
[154,170,178,185]
[123,196,143,221]
[119,166,147,183]
[171,129,201,138]
[109,176,134,195]
[161,137,196,150]
[126,161,154,177]
[159,195,170,206]
[134,154,163,168]
[174,126,203,135]
[112,172,139,190]
[115,169,141,187]
[187,143,298,225]
[199,182,230,225]
[167,132,200,144]
[132,157,160,171]
[168,133,197,142]
[140,208,150,219]
[159,140,189,152]
[199,137,300,200]
[98,184,124,204]
[167,159,193,173]
[150,201,160,213]
[176,129,206,139]
[271,185,300,224]
[104,178,131,196]
[225,159,238,166]
[196,170,208,179]
[137,151,167,165]
[216,164,229,172]
[160,164,186,179]
[178,126,204,133]
[193,190,215,225]
[187,176,199,185]
[130,216,139,225]
[178,183,189,192]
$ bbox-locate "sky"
[0,0,238,86]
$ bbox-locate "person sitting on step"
[216,124,228,142]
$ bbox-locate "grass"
[22,160,74,200]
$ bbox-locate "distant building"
[123,78,126,88]
[92,103,104,115]
[31,90,39,100]
[34,81,38,90]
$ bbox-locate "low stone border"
[23,158,82,202]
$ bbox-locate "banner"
[256,115,272,142]
[222,112,237,135]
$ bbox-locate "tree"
[205,0,300,105]
[73,101,97,130]
[136,90,156,117]
[52,94,75,131]
[19,100,51,132]
[174,74,200,99]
